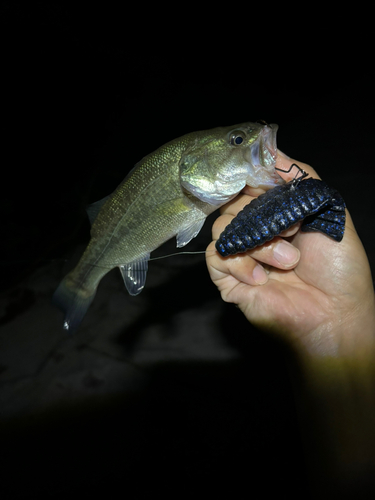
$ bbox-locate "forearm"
[290,307,375,498]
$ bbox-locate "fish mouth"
[245,123,284,188]
[259,123,278,167]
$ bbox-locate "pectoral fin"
[176,219,206,248]
[119,254,150,296]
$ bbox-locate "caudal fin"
[52,275,96,333]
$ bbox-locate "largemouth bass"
[53,122,281,331]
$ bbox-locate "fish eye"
[229,130,246,146]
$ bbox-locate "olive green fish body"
[53,123,281,331]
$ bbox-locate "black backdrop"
[1,4,374,499]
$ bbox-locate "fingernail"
[253,264,268,284]
[274,242,299,266]
[277,149,290,159]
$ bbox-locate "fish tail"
[52,273,96,333]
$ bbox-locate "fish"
[53,122,282,332]
[215,165,346,257]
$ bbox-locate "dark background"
[1,4,374,498]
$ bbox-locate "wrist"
[293,294,375,362]
[288,298,375,496]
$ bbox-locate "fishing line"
[148,250,209,261]
[2,223,354,268]
[0,251,217,268]
[87,249,217,268]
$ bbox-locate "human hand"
[206,153,375,357]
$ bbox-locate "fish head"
[179,122,284,206]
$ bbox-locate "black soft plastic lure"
[215,165,346,257]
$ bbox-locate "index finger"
[275,152,321,181]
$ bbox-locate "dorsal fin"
[86,195,110,226]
